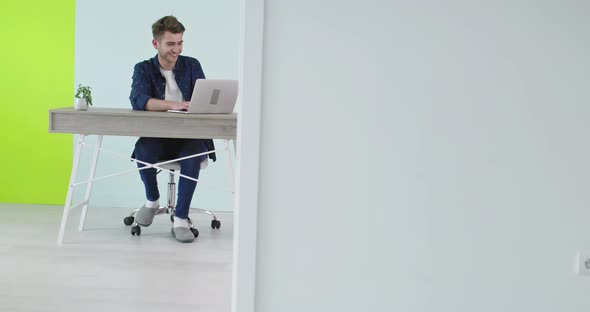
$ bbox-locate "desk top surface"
[49,107,237,120]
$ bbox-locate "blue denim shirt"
[130,54,206,110]
[129,55,216,161]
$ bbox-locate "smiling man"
[129,15,216,243]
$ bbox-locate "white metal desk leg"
[226,139,236,195]
[79,135,102,231]
[58,134,86,246]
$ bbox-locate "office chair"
[122,160,221,237]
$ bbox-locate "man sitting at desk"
[129,15,216,243]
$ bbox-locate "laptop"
[168,79,238,114]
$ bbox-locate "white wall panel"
[255,1,590,311]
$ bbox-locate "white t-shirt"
[159,67,208,169]
[160,68,184,102]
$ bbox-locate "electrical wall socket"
[575,251,590,276]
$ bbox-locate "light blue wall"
[74,0,239,211]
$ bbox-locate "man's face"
[153,31,183,66]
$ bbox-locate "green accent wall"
[0,1,75,204]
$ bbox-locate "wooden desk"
[49,107,237,245]
[49,107,237,139]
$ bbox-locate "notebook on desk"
[168,79,238,114]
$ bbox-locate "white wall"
[255,1,590,311]
[74,0,239,214]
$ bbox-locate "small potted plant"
[74,84,93,111]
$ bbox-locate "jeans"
[133,137,208,219]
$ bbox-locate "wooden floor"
[0,203,233,312]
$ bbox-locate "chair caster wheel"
[211,220,221,229]
[190,227,199,238]
[123,216,134,226]
[131,225,141,236]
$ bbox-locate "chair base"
[123,163,223,237]
[123,206,221,236]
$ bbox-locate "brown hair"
[152,15,185,40]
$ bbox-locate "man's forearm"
[145,98,175,111]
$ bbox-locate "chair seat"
[159,159,209,171]
[159,161,181,170]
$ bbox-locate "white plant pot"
[74,98,89,111]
